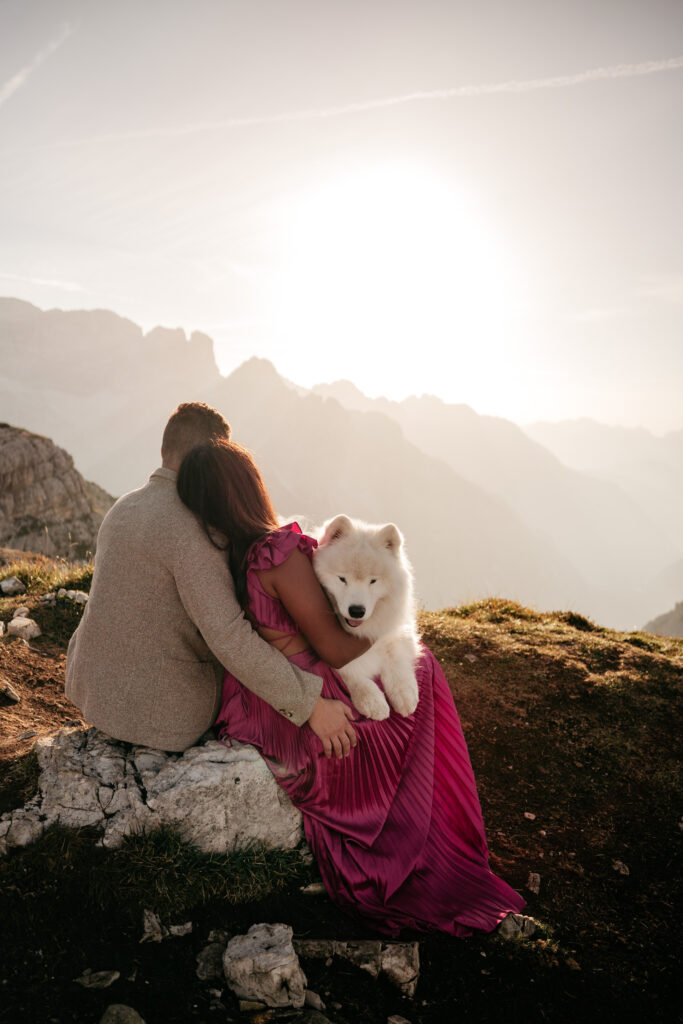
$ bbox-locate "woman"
[177,439,527,938]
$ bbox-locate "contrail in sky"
[0,23,75,109]
[53,54,683,146]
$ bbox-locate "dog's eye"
[369,579,377,585]
[338,576,346,584]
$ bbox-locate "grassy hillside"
[1,557,681,1023]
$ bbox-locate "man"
[66,402,358,757]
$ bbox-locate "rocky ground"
[1,555,682,1024]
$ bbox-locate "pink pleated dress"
[215,523,526,937]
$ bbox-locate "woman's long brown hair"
[177,440,279,608]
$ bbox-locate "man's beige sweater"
[65,468,323,751]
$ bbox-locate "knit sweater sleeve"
[172,516,322,725]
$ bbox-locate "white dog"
[313,514,421,720]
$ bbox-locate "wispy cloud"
[55,55,683,146]
[0,270,87,293]
[0,23,75,110]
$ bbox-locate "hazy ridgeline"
[1,297,681,630]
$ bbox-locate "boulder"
[0,576,26,596]
[223,923,307,1008]
[0,727,303,856]
[7,617,41,640]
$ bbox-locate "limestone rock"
[0,621,4,636]
[0,424,114,558]
[99,1006,147,1024]
[8,617,41,640]
[145,740,302,852]
[497,913,537,939]
[223,923,307,1008]
[0,677,20,704]
[527,872,541,894]
[74,968,120,989]
[196,939,227,982]
[0,727,303,857]
[12,606,29,618]
[0,576,26,596]
[293,939,420,997]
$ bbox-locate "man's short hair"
[161,402,231,461]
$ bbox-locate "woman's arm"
[258,548,371,668]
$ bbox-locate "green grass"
[0,558,93,595]
[0,558,94,644]
[1,824,310,927]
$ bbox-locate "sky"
[1,0,682,432]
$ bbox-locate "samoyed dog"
[313,514,421,720]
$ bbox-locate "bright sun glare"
[271,163,513,399]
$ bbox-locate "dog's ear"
[320,514,353,545]
[377,523,403,553]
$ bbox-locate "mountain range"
[1,296,680,629]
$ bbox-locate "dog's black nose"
[348,605,365,619]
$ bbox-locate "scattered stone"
[7,617,41,640]
[527,872,541,894]
[196,939,227,982]
[0,576,26,596]
[140,910,165,943]
[0,677,21,704]
[388,1016,413,1024]
[18,730,37,739]
[40,592,57,606]
[139,910,192,943]
[67,590,89,604]
[74,968,120,989]
[294,939,419,997]
[0,621,4,636]
[57,588,67,597]
[0,728,303,857]
[464,653,478,663]
[12,606,30,619]
[612,860,630,876]
[523,812,536,821]
[305,990,326,1010]
[497,914,537,940]
[223,923,307,1008]
[539,829,547,837]
[99,1006,147,1024]
[169,922,193,937]
[300,882,327,896]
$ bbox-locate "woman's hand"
[307,696,357,758]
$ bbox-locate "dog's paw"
[388,681,419,717]
[349,683,391,721]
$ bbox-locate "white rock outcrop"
[0,727,303,856]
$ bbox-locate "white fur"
[312,514,420,720]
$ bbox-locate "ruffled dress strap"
[245,523,318,633]
[246,522,317,573]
